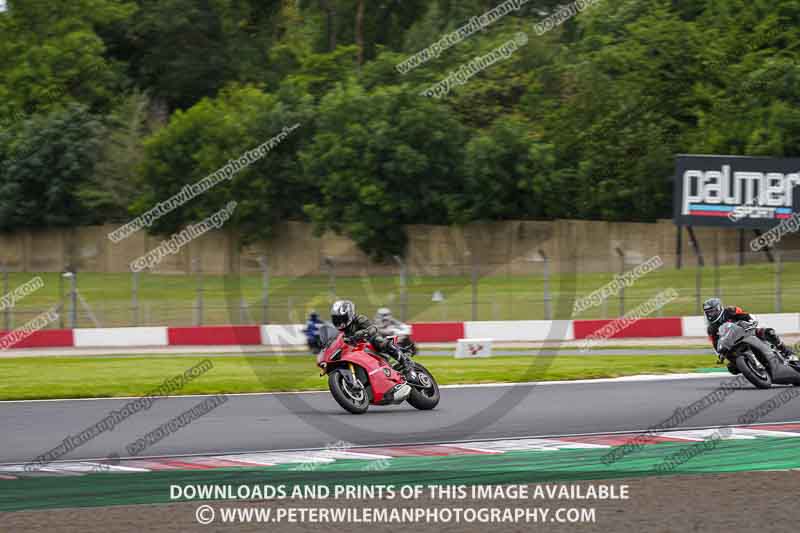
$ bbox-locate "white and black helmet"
[331,300,356,330]
[377,307,392,321]
[703,297,724,324]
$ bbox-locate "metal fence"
[0,248,797,329]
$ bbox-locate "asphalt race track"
[3,374,800,466]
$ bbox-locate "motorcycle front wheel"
[735,354,772,389]
[328,369,371,414]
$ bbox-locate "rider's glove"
[389,343,413,369]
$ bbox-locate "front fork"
[743,350,766,370]
[333,363,364,391]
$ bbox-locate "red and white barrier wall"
[7,313,800,349]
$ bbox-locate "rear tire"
[735,354,772,389]
[328,369,370,414]
[407,363,440,410]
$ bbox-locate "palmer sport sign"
[673,154,800,228]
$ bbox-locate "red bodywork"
[317,332,406,403]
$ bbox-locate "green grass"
[3,258,796,327]
[0,354,716,401]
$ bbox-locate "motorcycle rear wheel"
[735,354,772,389]
[328,369,371,414]
[407,363,440,410]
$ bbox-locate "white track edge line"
[3,419,799,469]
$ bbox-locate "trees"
[77,91,157,221]
[301,82,468,259]
[0,105,102,229]
[136,84,313,243]
[0,0,135,120]
[3,0,800,258]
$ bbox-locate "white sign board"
[455,338,493,358]
[0,1,7,13]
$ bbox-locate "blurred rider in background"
[303,311,323,354]
[374,306,417,356]
[374,307,403,336]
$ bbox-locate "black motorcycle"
[717,320,800,389]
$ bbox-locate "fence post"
[258,255,269,324]
[58,270,64,329]
[695,259,703,314]
[2,266,9,331]
[470,252,478,321]
[193,258,203,326]
[65,271,77,328]
[131,270,139,326]
[538,250,551,320]
[325,257,336,302]
[775,250,782,313]
[393,255,408,322]
[615,248,625,317]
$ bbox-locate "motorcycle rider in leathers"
[374,306,418,355]
[703,297,798,374]
[331,300,414,372]
[374,307,404,336]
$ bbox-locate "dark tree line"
[1,0,798,258]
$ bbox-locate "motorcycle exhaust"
[386,383,411,403]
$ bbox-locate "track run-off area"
[3,372,800,511]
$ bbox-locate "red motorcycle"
[316,326,440,414]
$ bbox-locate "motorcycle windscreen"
[318,323,339,348]
[717,322,745,353]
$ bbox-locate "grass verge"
[0,354,717,401]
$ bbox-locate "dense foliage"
[0,0,798,258]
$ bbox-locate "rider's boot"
[395,352,414,375]
[775,342,799,362]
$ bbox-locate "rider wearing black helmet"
[703,297,797,374]
[330,300,413,371]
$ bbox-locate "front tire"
[735,354,772,389]
[407,363,440,410]
[328,369,370,414]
